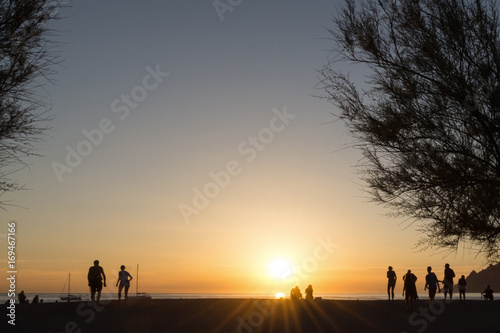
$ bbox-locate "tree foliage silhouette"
[319,0,500,260]
[0,0,63,206]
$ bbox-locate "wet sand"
[2,298,499,332]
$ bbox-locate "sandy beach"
[2,298,499,333]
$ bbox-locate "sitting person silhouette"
[305,285,313,300]
[18,291,27,304]
[290,286,302,299]
[482,285,494,300]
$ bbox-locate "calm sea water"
[1,292,484,303]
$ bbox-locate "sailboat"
[60,273,82,301]
[128,264,151,299]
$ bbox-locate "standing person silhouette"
[458,275,467,301]
[88,260,106,305]
[387,266,397,300]
[442,263,455,301]
[424,266,440,302]
[402,269,417,312]
[116,265,133,300]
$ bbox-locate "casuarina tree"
[0,0,63,206]
[318,0,500,260]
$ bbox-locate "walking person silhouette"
[88,260,106,305]
[387,266,397,301]
[116,265,133,300]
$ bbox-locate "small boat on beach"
[128,264,151,299]
[60,273,82,301]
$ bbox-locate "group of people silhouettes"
[387,264,495,311]
[290,285,314,300]
[17,291,41,304]
[87,260,133,304]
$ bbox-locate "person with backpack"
[402,269,418,312]
[88,260,106,304]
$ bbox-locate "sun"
[267,258,294,279]
[275,292,285,299]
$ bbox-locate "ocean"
[1,292,484,303]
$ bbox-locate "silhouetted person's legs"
[124,285,130,300]
[405,295,413,312]
[118,284,130,300]
[90,286,96,303]
[443,280,453,300]
[388,284,395,300]
[90,282,103,304]
[118,285,123,300]
[97,288,102,304]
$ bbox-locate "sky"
[0,0,490,297]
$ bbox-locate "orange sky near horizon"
[3,211,487,296]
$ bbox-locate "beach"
[2,298,499,333]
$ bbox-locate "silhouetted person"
[387,266,397,300]
[402,269,417,312]
[305,285,313,300]
[88,259,106,304]
[116,265,133,300]
[482,285,494,300]
[32,295,39,304]
[424,266,440,302]
[442,263,455,301]
[18,291,27,304]
[290,286,302,299]
[458,275,467,301]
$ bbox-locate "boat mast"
[136,264,139,296]
[68,273,71,296]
